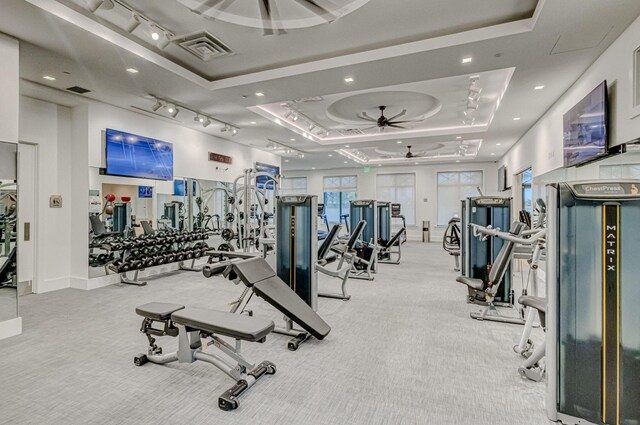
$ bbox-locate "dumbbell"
[225,212,235,223]
[218,243,234,252]
[185,249,194,260]
[175,251,185,261]
[221,228,235,242]
[165,252,176,263]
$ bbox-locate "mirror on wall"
[0,142,18,322]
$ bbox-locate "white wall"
[285,161,499,241]
[16,95,281,292]
[500,15,640,184]
[18,97,72,293]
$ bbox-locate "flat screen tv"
[138,186,153,198]
[563,81,608,168]
[255,162,280,189]
[105,128,173,180]
[173,179,196,197]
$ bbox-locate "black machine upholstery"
[136,302,185,321]
[140,220,155,235]
[89,215,108,236]
[317,224,341,261]
[225,257,331,341]
[383,227,406,248]
[172,308,275,342]
[456,221,526,292]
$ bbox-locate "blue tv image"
[563,81,608,168]
[255,162,280,189]
[174,179,196,196]
[138,186,153,198]
[105,128,174,180]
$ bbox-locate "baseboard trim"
[37,277,70,294]
[0,317,22,341]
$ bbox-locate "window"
[437,171,483,226]
[323,175,357,224]
[280,177,307,195]
[521,168,532,213]
[376,173,416,225]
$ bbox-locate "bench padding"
[456,276,484,291]
[136,302,185,321]
[229,257,331,341]
[171,308,275,342]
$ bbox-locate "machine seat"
[456,276,484,291]
[518,296,546,313]
[171,308,275,342]
[383,227,406,249]
[136,302,185,321]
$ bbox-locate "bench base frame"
[134,317,275,411]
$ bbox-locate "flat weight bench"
[134,302,276,411]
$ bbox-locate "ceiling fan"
[403,146,429,159]
[356,105,422,130]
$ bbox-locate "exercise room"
[1,1,640,424]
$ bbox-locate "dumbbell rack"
[104,230,211,286]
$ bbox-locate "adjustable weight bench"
[377,227,406,264]
[223,257,331,351]
[134,302,276,411]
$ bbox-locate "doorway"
[17,143,37,295]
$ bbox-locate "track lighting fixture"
[151,99,163,112]
[84,0,115,12]
[221,125,229,133]
[166,103,179,118]
[292,114,299,122]
[194,115,205,124]
[231,127,238,136]
[202,118,211,128]
[150,96,236,133]
[125,13,142,32]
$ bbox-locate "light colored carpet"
[0,242,548,425]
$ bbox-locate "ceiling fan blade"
[387,124,406,129]
[192,0,234,15]
[294,0,338,21]
[268,0,288,35]
[386,109,407,122]
[388,119,422,125]
[357,112,377,122]
[259,0,275,36]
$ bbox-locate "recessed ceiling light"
[344,77,354,83]
[490,153,496,156]
[126,67,139,74]
[496,143,501,146]
[285,159,289,162]
[43,75,56,81]
[290,138,296,141]
[344,161,348,164]
[456,160,461,163]
[397,140,403,144]
[415,162,419,165]
[534,85,545,90]
[250,121,257,125]
[456,136,462,139]
[255,92,265,97]
[462,57,473,64]
[312,167,316,170]
[328,154,333,157]
[345,145,350,148]
[513,117,521,121]
[378,164,382,167]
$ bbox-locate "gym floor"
[0,242,547,425]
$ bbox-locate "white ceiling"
[1,0,639,171]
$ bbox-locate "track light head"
[194,115,205,123]
[84,0,114,12]
[166,103,178,118]
[125,13,142,33]
[202,118,211,128]
[151,99,163,112]
[292,114,299,122]
[231,127,238,136]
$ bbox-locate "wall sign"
[49,195,63,208]
[209,152,233,164]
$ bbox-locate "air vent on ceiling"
[66,86,91,94]
[175,31,232,62]
[338,128,365,136]
[292,96,325,103]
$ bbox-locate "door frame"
[17,142,38,295]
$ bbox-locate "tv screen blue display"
[255,162,279,189]
[138,186,153,198]
[563,81,608,168]
[173,179,196,197]
[105,128,173,180]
